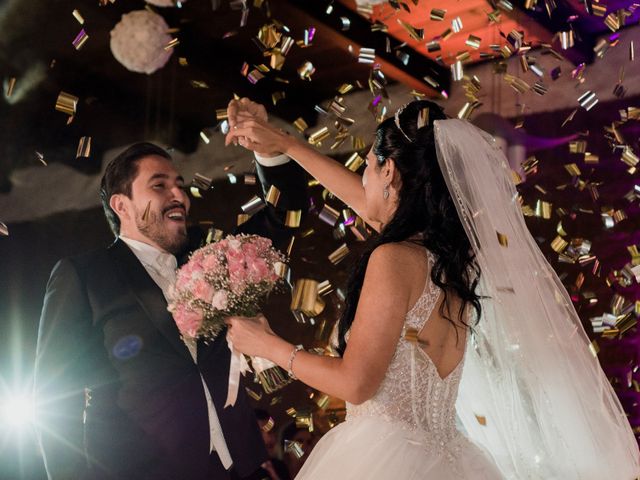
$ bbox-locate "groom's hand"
[227,98,280,157]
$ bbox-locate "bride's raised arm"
[226,98,382,232]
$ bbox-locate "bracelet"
[287,344,304,380]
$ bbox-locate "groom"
[34,103,307,480]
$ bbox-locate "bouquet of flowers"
[168,234,289,406]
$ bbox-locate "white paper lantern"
[110,10,173,75]
[145,0,187,7]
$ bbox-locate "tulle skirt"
[296,416,504,480]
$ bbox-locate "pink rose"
[211,290,228,311]
[173,305,203,338]
[192,279,215,303]
[247,257,269,280]
[202,252,221,271]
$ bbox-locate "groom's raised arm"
[235,153,308,250]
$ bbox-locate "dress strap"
[404,250,441,332]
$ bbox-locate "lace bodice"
[346,251,465,447]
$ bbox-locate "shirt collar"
[120,235,177,272]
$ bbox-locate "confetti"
[430,8,446,21]
[265,185,281,206]
[328,243,349,265]
[0,222,8,236]
[72,9,84,25]
[55,91,78,116]
[5,77,16,98]
[76,136,91,158]
[241,195,266,216]
[291,279,325,317]
[191,173,213,191]
[285,210,302,228]
[72,29,89,50]
[496,232,509,247]
[298,61,315,80]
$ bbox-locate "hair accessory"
[394,102,413,143]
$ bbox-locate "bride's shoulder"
[368,242,429,281]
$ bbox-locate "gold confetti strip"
[265,185,281,206]
[604,12,621,32]
[344,153,364,172]
[396,19,423,41]
[430,8,446,21]
[328,243,349,264]
[55,91,78,116]
[569,140,587,153]
[457,102,481,120]
[630,41,635,61]
[451,61,463,82]
[199,131,210,144]
[35,151,46,166]
[559,31,574,50]
[0,221,8,236]
[164,38,180,51]
[440,28,453,41]
[551,236,568,253]
[76,136,91,158]
[358,47,376,63]
[284,440,304,459]
[466,35,482,49]
[190,187,202,198]
[271,91,285,105]
[308,126,330,146]
[426,40,441,52]
[475,414,487,426]
[178,57,188,66]
[142,201,151,223]
[535,200,552,219]
[578,91,598,111]
[285,210,301,228]
[215,109,228,121]
[191,173,212,191]
[496,232,509,247]
[241,195,266,215]
[245,387,262,401]
[5,77,16,98]
[298,61,315,80]
[274,261,289,279]
[592,1,606,16]
[291,279,325,317]
[190,80,209,89]
[72,9,84,24]
[237,213,250,226]
[564,163,581,176]
[621,147,639,167]
[584,153,599,164]
[292,117,308,133]
[318,280,333,296]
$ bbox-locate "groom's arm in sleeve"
[235,153,308,250]
[34,259,93,479]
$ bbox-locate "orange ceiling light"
[339,0,553,66]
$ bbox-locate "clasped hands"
[225,97,289,156]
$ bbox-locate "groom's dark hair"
[100,142,172,236]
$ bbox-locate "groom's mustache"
[162,202,187,215]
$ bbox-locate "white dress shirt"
[120,235,234,469]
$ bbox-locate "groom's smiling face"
[113,155,191,254]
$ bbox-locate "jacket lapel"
[109,239,192,361]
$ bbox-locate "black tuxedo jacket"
[34,159,308,480]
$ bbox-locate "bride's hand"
[225,116,291,156]
[224,314,276,358]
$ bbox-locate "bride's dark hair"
[337,100,482,354]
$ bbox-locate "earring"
[383,184,390,200]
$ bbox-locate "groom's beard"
[134,205,188,255]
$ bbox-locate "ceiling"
[0,0,635,195]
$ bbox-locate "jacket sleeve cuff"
[253,152,290,167]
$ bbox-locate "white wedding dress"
[296,251,504,480]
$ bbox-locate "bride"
[224,99,640,479]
